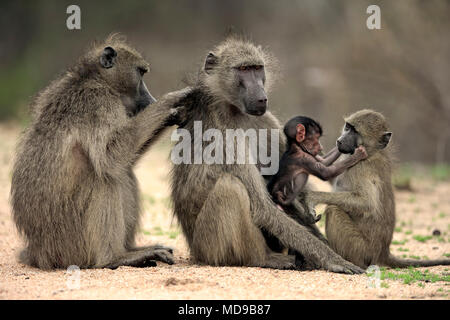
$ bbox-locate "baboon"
[170,37,364,274]
[305,109,450,268]
[11,35,190,270]
[268,115,367,223]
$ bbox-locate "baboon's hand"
[304,206,320,225]
[164,86,194,107]
[167,105,188,127]
[354,146,368,160]
[150,249,175,265]
[323,259,365,275]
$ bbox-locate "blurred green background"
[0,0,449,163]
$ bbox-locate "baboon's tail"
[383,253,450,268]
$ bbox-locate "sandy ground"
[0,124,449,300]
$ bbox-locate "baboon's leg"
[192,175,294,269]
[325,205,369,268]
[122,170,141,250]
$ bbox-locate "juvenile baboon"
[306,109,450,268]
[11,35,190,270]
[170,37,364,274]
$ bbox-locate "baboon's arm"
[306,191,370,217]
[316,146,341,166]
[300,153,361,181]
[134,87,192,154]
[80,88,190,178]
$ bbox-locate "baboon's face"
[337,116,392,155]
[234,65,267,116]
[100,46,156,116]
[204,50,268,116]
[336,122,362,154]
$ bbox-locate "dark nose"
[258,97,268,104]
[336,139,342,147]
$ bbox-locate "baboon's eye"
[254,65,263,70]
[238,65,249,71]
[137,67,148,76]
[344,123,353,131]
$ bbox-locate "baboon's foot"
[262,253,296,270]
[106,249,174,270]
[323,259,365,274]
[294,254,318,271]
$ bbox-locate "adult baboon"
[306,109,450,268]
[170,37,364,274]
[11,35,190,270]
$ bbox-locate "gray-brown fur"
[306,109,450,268]
[11,35,190,270]
[170,37,364,274]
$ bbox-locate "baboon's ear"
[204,52,218,74]
[295,124,306,143]
[100,46,117,69]
[379,132,392,149]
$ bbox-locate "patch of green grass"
[408,195,416,203]
[397,247,409,252]
[401,221,407,227]
[168,231,179,239]
[152,226,164,236]
[417,282,425,288]
[143,226,181,238]
[422,256,429,260]
[430,164,450,181]
[380,282,389,288]
[379,267,450,285]
[443,253,450,258]
[394,227,402,233]
[391,240,407,245]
[413,235,433,243]
[405,230,413,235]
[437,288,444,292]
[438,212,446,219]
[409,255,421,260]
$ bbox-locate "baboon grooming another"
[306,109,450,268]
[170,37,363,274]
[11,35,190,269]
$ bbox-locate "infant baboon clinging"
[306,109,450,268]
[170,36,364,274]
[11,35,190,270]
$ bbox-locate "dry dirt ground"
[0,124,449,300]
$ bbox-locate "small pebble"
[432,229,441,236]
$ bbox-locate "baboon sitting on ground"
[305,109,450,268]
[11,35,190,270]
[170,37,364,274]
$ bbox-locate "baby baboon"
[268,115,367,223]
[305,109,450,268]
[170,36,364,274]
[11,35,190,270]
